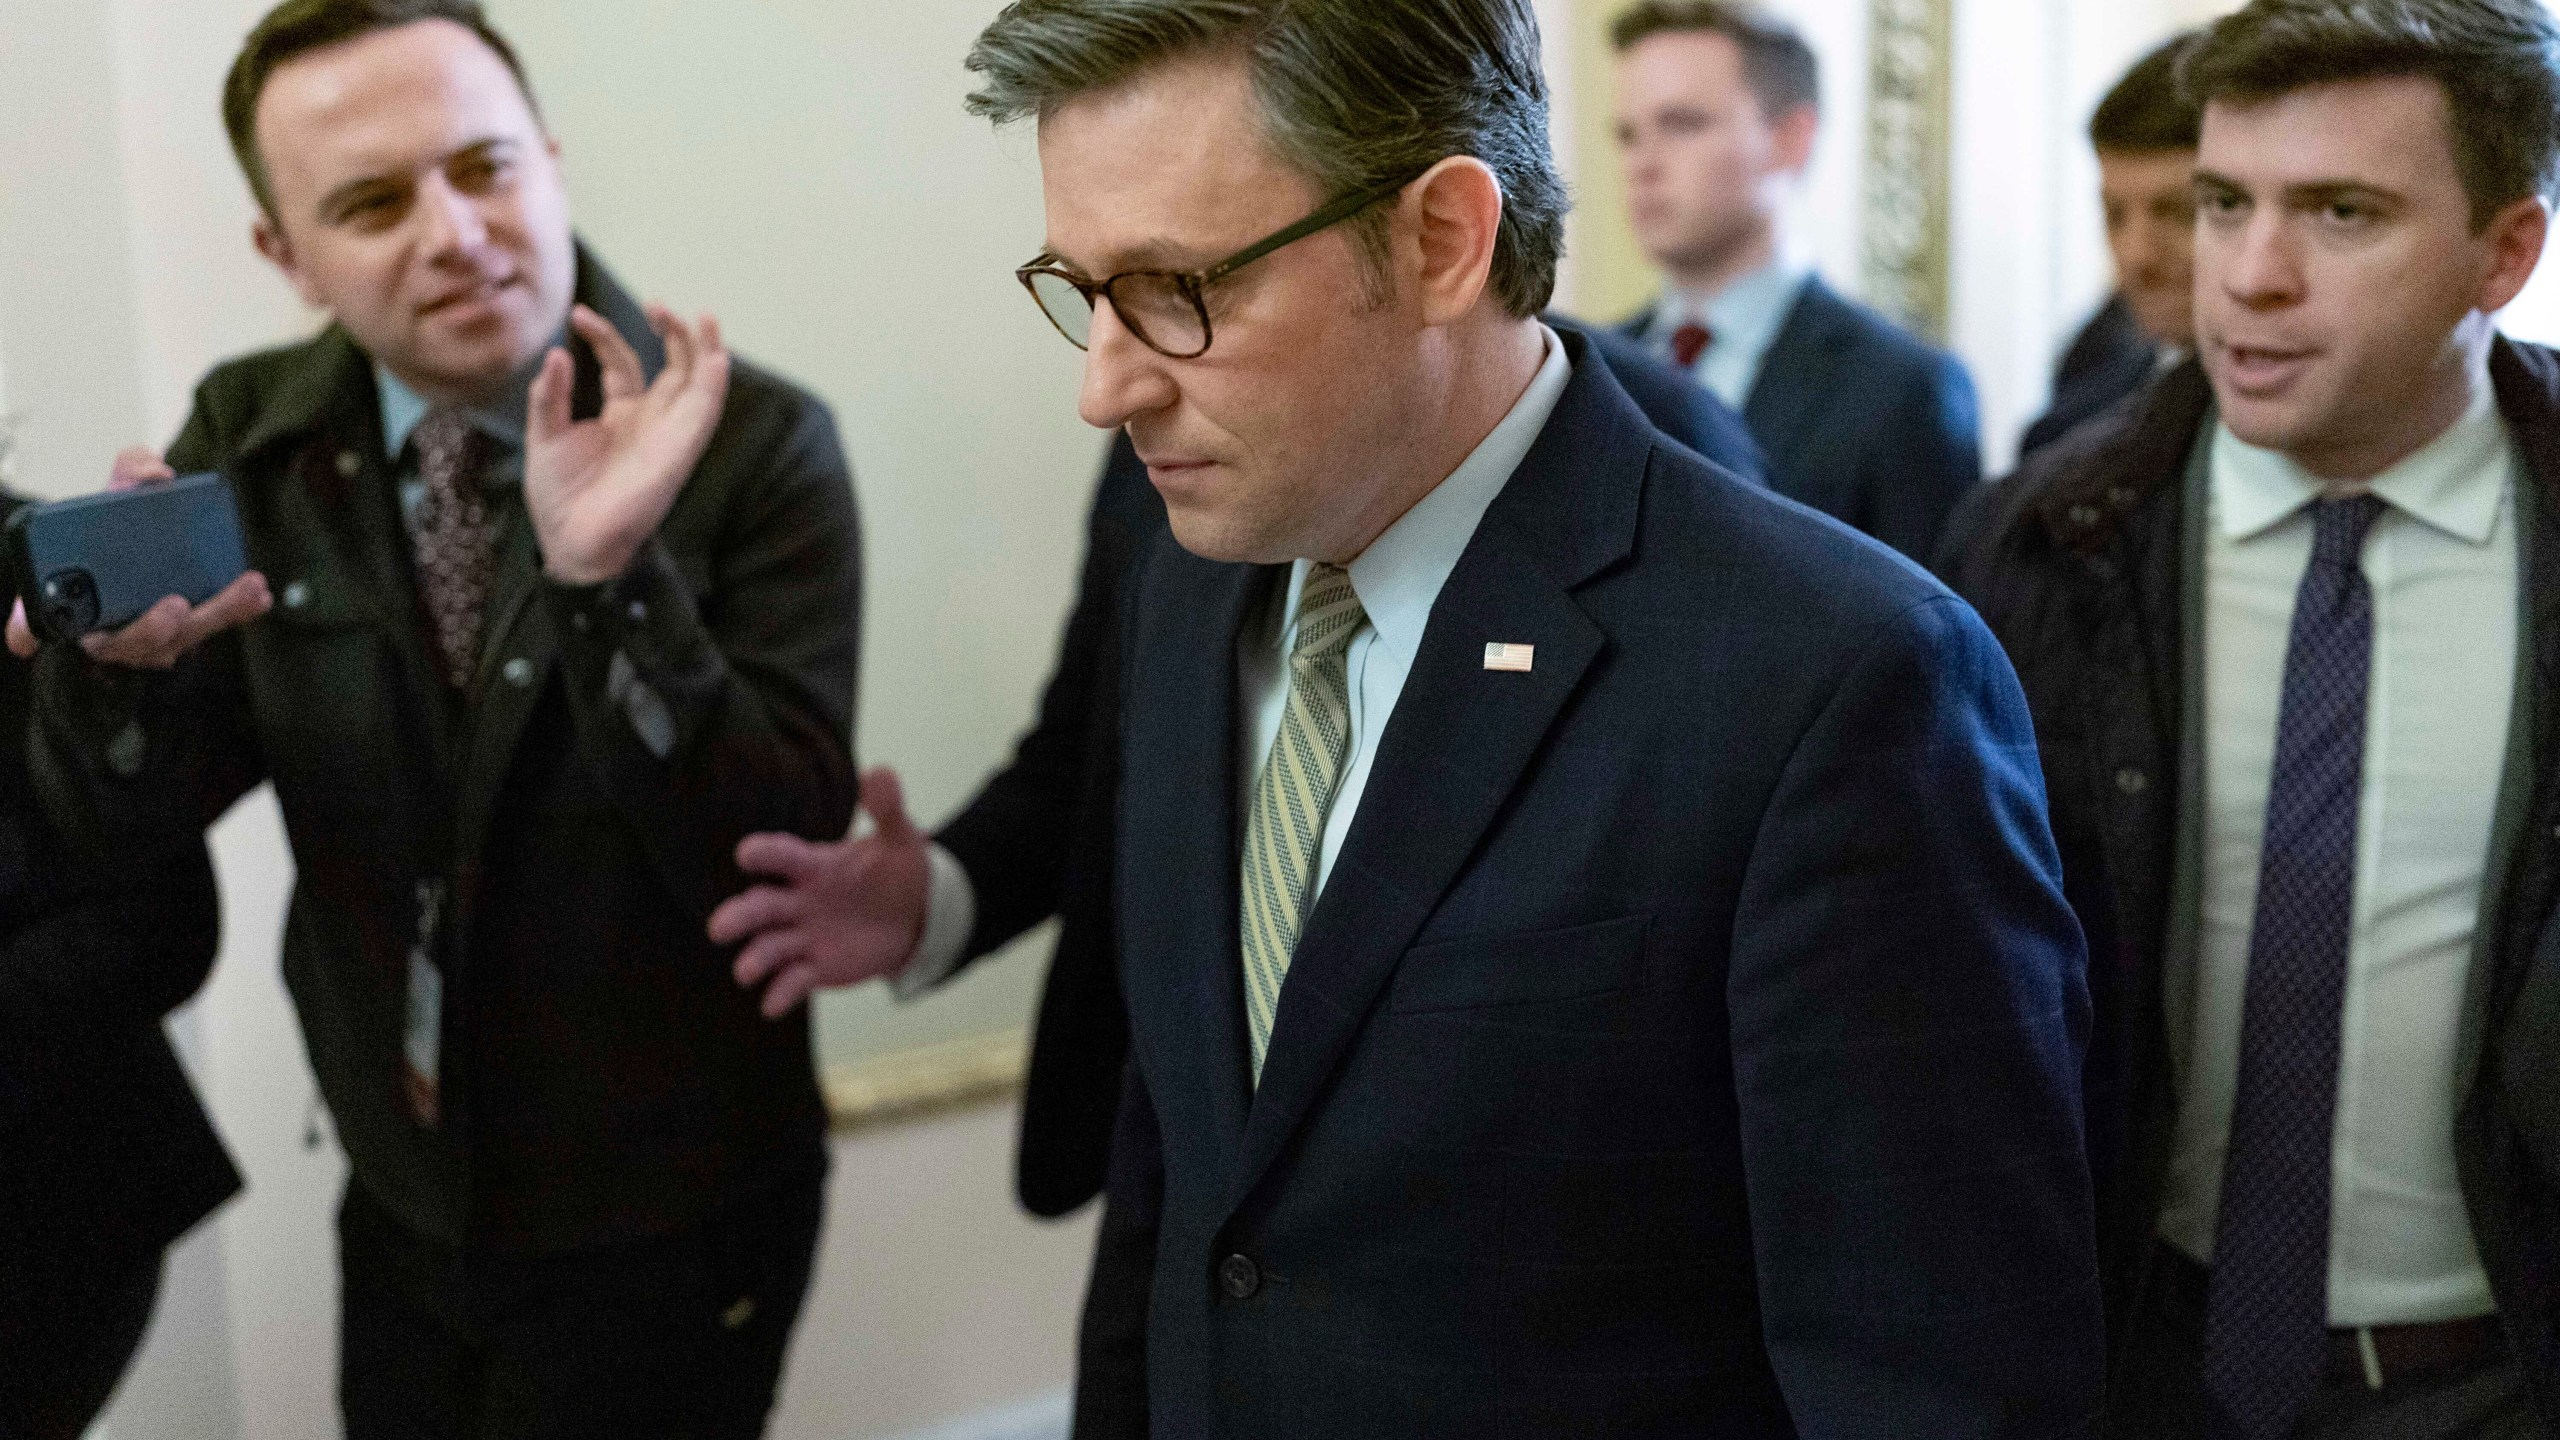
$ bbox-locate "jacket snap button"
[1219,1253,1261,1300]
[281,580,311,610]
[335,449,362,479]
[502,657,535,687]
[2115,767,2150,796]
[2069,504,2101,527]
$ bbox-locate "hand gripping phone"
[4,474,251,645]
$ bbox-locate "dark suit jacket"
[0,494,238,1300]
[29,248,862,1256]
[1073,329,2102,1437]
[2017,296,2158,462]
[1627,276,1982,562]
[1942,343,2560,1429]
[938,316,1767,1218]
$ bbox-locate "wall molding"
[1862,0,1956,340]
[825,1027,1028,1134]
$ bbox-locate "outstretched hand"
[711,767,932,1019]
[524,302,731,586]
[6,447,272,665]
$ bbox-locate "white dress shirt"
[1644,259,1809,412]
[2156,386,2518,1326]
[898,329,1572,995]
[1233,328,1571,905]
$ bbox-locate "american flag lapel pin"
[1483,641,1536,673]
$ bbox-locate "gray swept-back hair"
[966,0,1567,317]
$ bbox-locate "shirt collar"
[374,352,542,461]
[1656,258,1809,352]
[1277,324,1573,660]
[2211,382,2512,547]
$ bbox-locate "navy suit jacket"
[1076,329,2103,1438]
[1628,276,1981,562]
[940,316,1764,1217]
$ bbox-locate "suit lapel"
[1231,340,1647,1202]
[1741,279,1847,478]
[1236,540,1602,1194]
[1121,535,1272,1178]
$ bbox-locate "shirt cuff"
[891,842,978,1001]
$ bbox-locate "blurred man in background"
[2019,31,2203,461]
[16,1,863,1434]
[1947,1,2560,1433]
[1612,0,1980,560]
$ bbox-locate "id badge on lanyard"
[403,879,447,1129]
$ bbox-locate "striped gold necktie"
[1241,563,1367,1083]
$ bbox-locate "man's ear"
[1408,156,1506,327]
[252,213,328,309]
[1770,102,1820,177]
[2479,194,2550,316]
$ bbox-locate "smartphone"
[5,474,251,645]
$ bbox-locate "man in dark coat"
[20,3,861,1435]
[738,2,2101,1436]
[712,313,1766,1222]
[1944,3,2560,1434]
[2018,32,2202,462]
[0,502,240,1440]
[1610,0,1980,561]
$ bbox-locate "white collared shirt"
[897,329,1572,997]
[1232,327,1572,905]
[1645,259,1809,411]
[2156,386,2518,1326]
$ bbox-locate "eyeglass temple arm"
[1194,172,1423,288]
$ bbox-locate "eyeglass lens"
[1026,269,1209,358]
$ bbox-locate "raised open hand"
[524,303,731,585]
[710,768,932,1019]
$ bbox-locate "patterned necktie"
[2204,493,2387,1440]
[1669,321,1715,369]
[1240,563,1367,1083]
[406,405,500,691]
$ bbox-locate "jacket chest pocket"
[1388,913,1652,1013]
[249,563,423,808]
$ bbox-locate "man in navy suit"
[711,315,1762,1224]
[729,0,2099,1432]
[2017,32,2201,462]
[1613,0,1981,561]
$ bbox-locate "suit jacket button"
[281,580,311,610]
[335,449,362,479]
[502,657,535,688]
[1219,1253,1261,1300]
[2115,767,2149,796]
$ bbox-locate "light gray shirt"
[1643,259,1809,412]
[2157,386,2518,1326]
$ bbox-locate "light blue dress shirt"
[1644,259,1810,412]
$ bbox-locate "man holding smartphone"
[15,2,863,1435]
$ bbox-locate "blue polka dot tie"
[2204,493,2387,1440]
